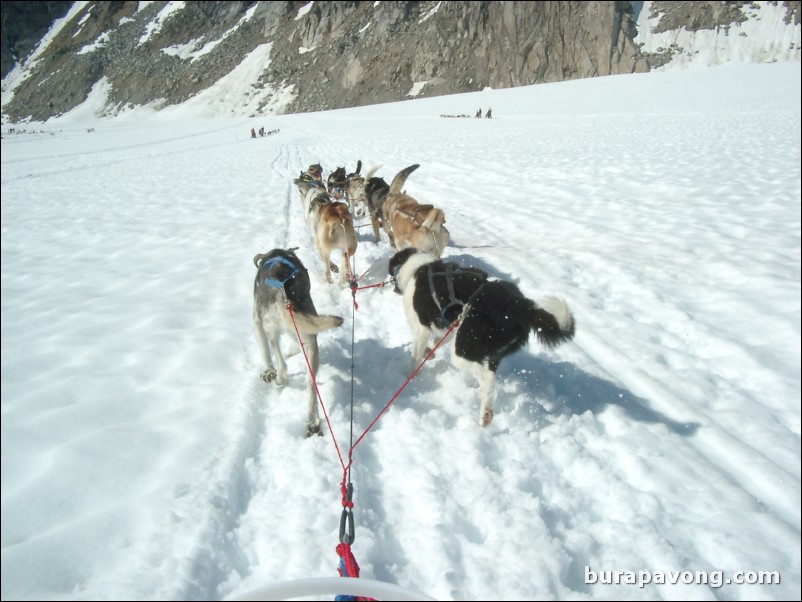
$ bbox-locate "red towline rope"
[347,318,458,456]
[336,542,375,601]
[286,283,458,599]
[286,287,459,467]
[336,543,361,577]
[348,270,390,310]
[286,303,347,471]
[353,280,389,292]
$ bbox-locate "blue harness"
[263,255,299,289]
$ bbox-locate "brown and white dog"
[381,164,450,259]
[313,199,357,285]
[294,177,357,283]
[253,248,344,437]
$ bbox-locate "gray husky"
[253,248,344,436]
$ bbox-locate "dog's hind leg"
[255,308,289,384]
[371,212,382,242]
[382,221,396,248]
[269,327,289,385]
[476,368,496,427]
[300,334,322,437]
[339,251,351,285]
[410,322,433,366]
[316,236,334,284]
[453,355,496,427]
[254,313,279,383]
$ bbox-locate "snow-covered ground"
[2,60,799,601]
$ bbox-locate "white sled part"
[228,576,437,601]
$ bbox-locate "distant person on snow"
[485,107,492,119]
[476,108,482,118]
[251,128,256,138]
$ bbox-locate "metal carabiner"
[339,507,355,545]
[339,482,355,544]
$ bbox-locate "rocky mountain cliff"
[1,1,800,123]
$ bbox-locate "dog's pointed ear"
[356,160,362,174]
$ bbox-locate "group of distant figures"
[251,126,280,138]
[2,127,60,137]
[439,107,494,119]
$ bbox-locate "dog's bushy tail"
[389,164,420,194]
[292,312,344,335]
[525,296,576,350]
[471,282,575,352]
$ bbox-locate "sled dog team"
[254,162,576,436]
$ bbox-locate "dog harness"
[394,205,435,226]
[263,255,299,288]
[308,192,327,215]
[426,263,487,327]
[299,172,326,190]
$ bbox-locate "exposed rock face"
[637,0,801,68]
[649,0,799,33]
[0,0,73,77]
[0,1,798,122]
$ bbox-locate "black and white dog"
[388,248,576,427]
[253,248,344,436]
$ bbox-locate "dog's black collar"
[390,265,402,294]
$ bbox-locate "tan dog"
[381,164,450,259]
[389,203,450,259]
[294,180,355,281]
[311,199,358,285]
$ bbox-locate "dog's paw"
[306,423,323,438]
[424,346,436,358]
[480,408,494,427]
[329,261,339,273]
[260,369,277,383]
